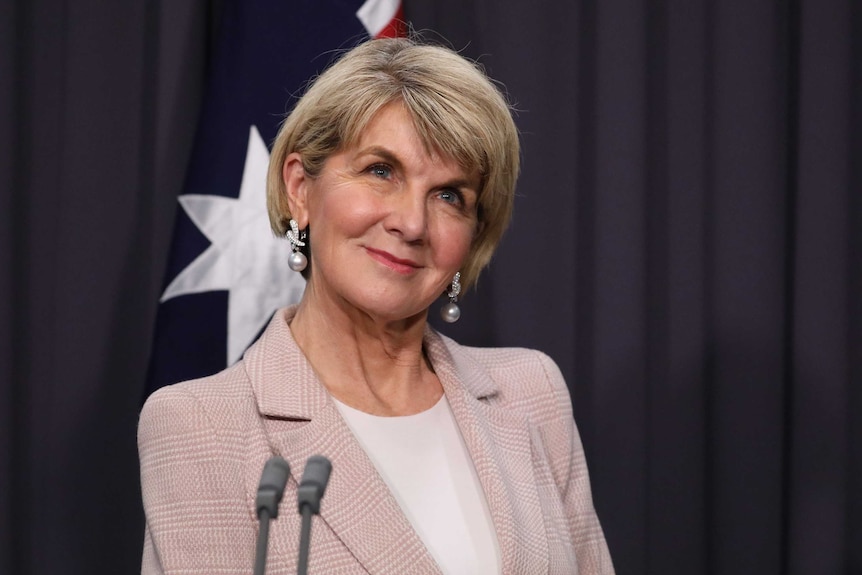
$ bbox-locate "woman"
[139,37,614,574]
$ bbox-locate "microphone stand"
[296,455,332,575]
[255,509,274,575]
[253,456,291,575]
[297,504,314,575]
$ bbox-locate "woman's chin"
[352,300,431,326]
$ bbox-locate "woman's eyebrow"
[355,145,478,191]
[355,146,403,171]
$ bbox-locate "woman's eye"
[368,164,391,179]
[439,189,463,206]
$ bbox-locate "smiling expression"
[283,101,481,323]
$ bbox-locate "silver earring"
[286,218,307,272]
[440,272,462,323]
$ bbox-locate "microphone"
[253,456,291,575]
[296,455,332,575]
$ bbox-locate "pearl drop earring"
[440,272,462,323]
[286,218,307,272]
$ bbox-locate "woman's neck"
[288,286,443,417]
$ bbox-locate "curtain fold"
[409,0,861,573]
[0,1,213,572]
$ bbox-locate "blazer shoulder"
[143,359,251,402]
[138,360,256,449]
[450,341,572,418]
[138,364,259,573]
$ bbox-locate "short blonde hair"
[266,37,520,292]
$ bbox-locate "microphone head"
[256,456,290,519]
[297,455,332,515]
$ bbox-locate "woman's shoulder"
[144,360,252,403]
[452,340,558,369]
[139,360,257,445]
[138,363,261,571]
[435,333,572,418]
[456,342,561,383]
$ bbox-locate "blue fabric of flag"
[146,0,381,398]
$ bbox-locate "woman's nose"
[384,187,427,242]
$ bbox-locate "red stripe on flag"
[374,3,406,39]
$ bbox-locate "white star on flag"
[160,125,306,365]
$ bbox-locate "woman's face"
[285,101,480,323]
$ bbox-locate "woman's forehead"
[338,104,477,177]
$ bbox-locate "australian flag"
[145,0,406,398]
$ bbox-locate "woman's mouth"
[365,248,421,275]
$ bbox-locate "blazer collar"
[242,307,547,574]
[424,329,551,573]
[244,306,500,419]
[244,306,329,420]
[243,307,442,573]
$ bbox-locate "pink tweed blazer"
[138,306,614,574]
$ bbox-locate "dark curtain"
[1,1,859,574]
[411,1,862,573]
[0,1,217,573]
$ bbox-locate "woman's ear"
[282,152,309,227]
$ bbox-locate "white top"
[333,395,502,575]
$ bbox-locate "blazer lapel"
[242,308,442,575]
[425,330,551,575]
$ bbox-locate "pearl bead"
[288,251,307,272]
[440,302,461,323]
